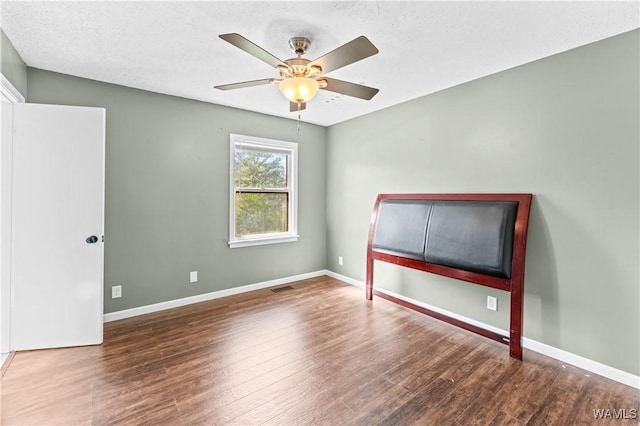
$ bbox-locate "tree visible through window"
[234,149,288,236]
[229,134,298,247]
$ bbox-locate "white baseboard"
[325,270,640,390]
[103,270,327,323]
[1,352,9,369]
[521,338,640,390]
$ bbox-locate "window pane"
[235,192,288,236]
[234,149,287,189]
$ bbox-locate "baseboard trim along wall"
[0,351,14,375]
[102,270,639,390]
[324,271,640,390]
[103,270,327,323]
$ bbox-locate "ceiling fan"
[214,33,380,112]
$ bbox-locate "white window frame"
[229,133,298,248]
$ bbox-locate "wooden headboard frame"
[366,193,533,360]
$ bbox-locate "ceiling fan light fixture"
[279,77,319,103]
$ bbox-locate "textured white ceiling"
[1,1,638,126]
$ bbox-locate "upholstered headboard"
[366,193,532,360]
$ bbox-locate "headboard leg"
[366,252,373,300]
[509,279,524,360]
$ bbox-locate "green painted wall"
[26,68,327,314]
[326,30,639,376]
[0,29,27,96]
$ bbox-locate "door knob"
[86,235,98,244]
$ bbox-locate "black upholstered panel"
[424,201,518,278]
[372,200,431,260]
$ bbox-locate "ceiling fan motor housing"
[279,58,321,79]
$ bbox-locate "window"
[229,134,298,248]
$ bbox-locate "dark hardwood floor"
[1,276,638,425]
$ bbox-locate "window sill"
[228,234,299,249]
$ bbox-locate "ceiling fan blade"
[290,101,306,112]
[214,78,274,91]
[309,36,378,75]
[321,77,379,100]
[219,33,288,69]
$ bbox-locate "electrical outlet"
[112,285,122,299]
[190,271,198,283]
[487,296,497,311]
[338,256,343,266]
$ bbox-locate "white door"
[11,103,105,350]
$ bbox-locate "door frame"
[0,73,25,369]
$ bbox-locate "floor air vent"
[271,285,294,293]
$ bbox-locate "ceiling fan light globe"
[279,77,319,103]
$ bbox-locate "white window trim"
[229,134,299,248]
